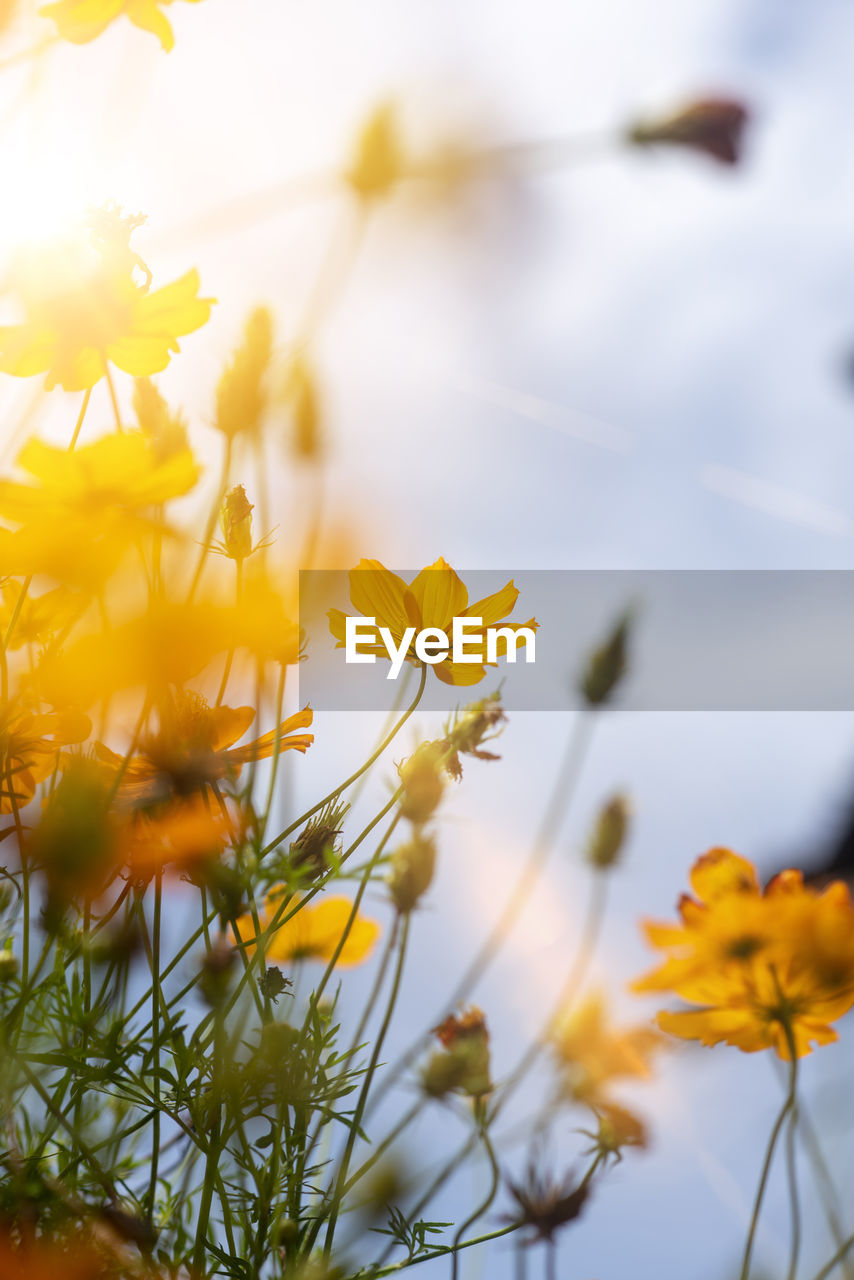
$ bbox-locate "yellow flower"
[328,557,537,686]
[0,583,83,651]
[633,847,854,1059]
[95,693,313,798]
[551,991,660,1104]
[0,704,91,814]
[0,208,213,391]
[40,0,205,51]
[233,890,379,968]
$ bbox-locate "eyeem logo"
[345,615,537,680]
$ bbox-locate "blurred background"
[3,1,854,1275]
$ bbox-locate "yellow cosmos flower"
[0,704,91,814]
[233,890,379,968]
[40,0,205,52]
[551,991,661,1105]
[328,557,537,686]
[0,209,213,391]
[95,693,313,798]
[633,847,854,1059]
[0,583,83,651]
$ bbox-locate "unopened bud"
[424,1007,492,1099]
[0,948,18,983]
[579,611,632,707]
[388,831,436,913]
[346,103,404,200]
[220,485,254,561]
[398,742,445,824]
[587,793,631,870]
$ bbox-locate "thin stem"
[104,363,123,430]
[786,1094,801,1280]
[740,1023,799,1280]
[320,913,411,1258]
[261,661,427,859]
[68,387,93,450]
[812,1236,854,1280]
[146,871,163,1224]
[451,1116,500,1280]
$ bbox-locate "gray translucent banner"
[297,570,854,711]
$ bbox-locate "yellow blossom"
[40,0,205,52]
[633,847,854,1059]
[551,991,660,1105]
[328,557,537,686]
[0,703,91,814]
[0,208,212,391]
[233,890,379,968]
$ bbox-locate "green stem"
[260,661,427,859]
[146,870,163,1223]
[451,1116,500,1280]
[740,1021,799,1280]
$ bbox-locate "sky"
[3,1,854,1276]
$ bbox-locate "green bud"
[587,793,631,870]
[388,831,437,914]
[579,610,633,706]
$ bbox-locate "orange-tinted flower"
[423,1006,492,1098]
[123,794,230,879]
[96,693,313,799]
[633,847,854,1058]
[0,208,212,390]
[40,0,205,52]
[329,557,537,686]
[0,703,91,813]
[551,991,660,1104]
[233,889,379,967]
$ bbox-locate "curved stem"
[450,1116,500,1280]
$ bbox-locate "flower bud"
[579,611,632,707]
[346,103,404,200]
[220,485,254,561]
[288,808,344,882]
[133,376,188,461]
[626,97,749,167]
[215,306,273,439]
[199,936,237,1007]
[398,742,445,824]
[285,356,323,462]
[587,793,631,871]
[0,948,18,983]
[388,831,437,913]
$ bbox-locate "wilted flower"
[504,1164,590,1242]
[329,558,536,687]
[627,96,749,166]
[0,208,212,391]
[233,890,379,968]
[424,1006,491,1098]
[633,847,854,1058]
[288,804,346,882]
[40,0,205,51]
[443,690,506,781]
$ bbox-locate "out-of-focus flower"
[233,890,379,967]
[388,829,436,913]
[424,1006,492,1098]
[633,847,854,1058]
[29,756,118,909]
[0,704,91,813]
[40,0,205,52]
[397,741,445,824]
[504,1165,590,1242]
[0,432,200,528]
[346,102,405,201]
[329,557,537,686]
[96,693,313,799]
[123,794,229,879]
[283,354,323,462]
[0,208,212,391]
[133,376,190,462]
[579,610,631,707]
[0,583,84,650]
[215,307,273,440]
[551,991,660,1105]
[626,97,750,166]
[586,793,631,871]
